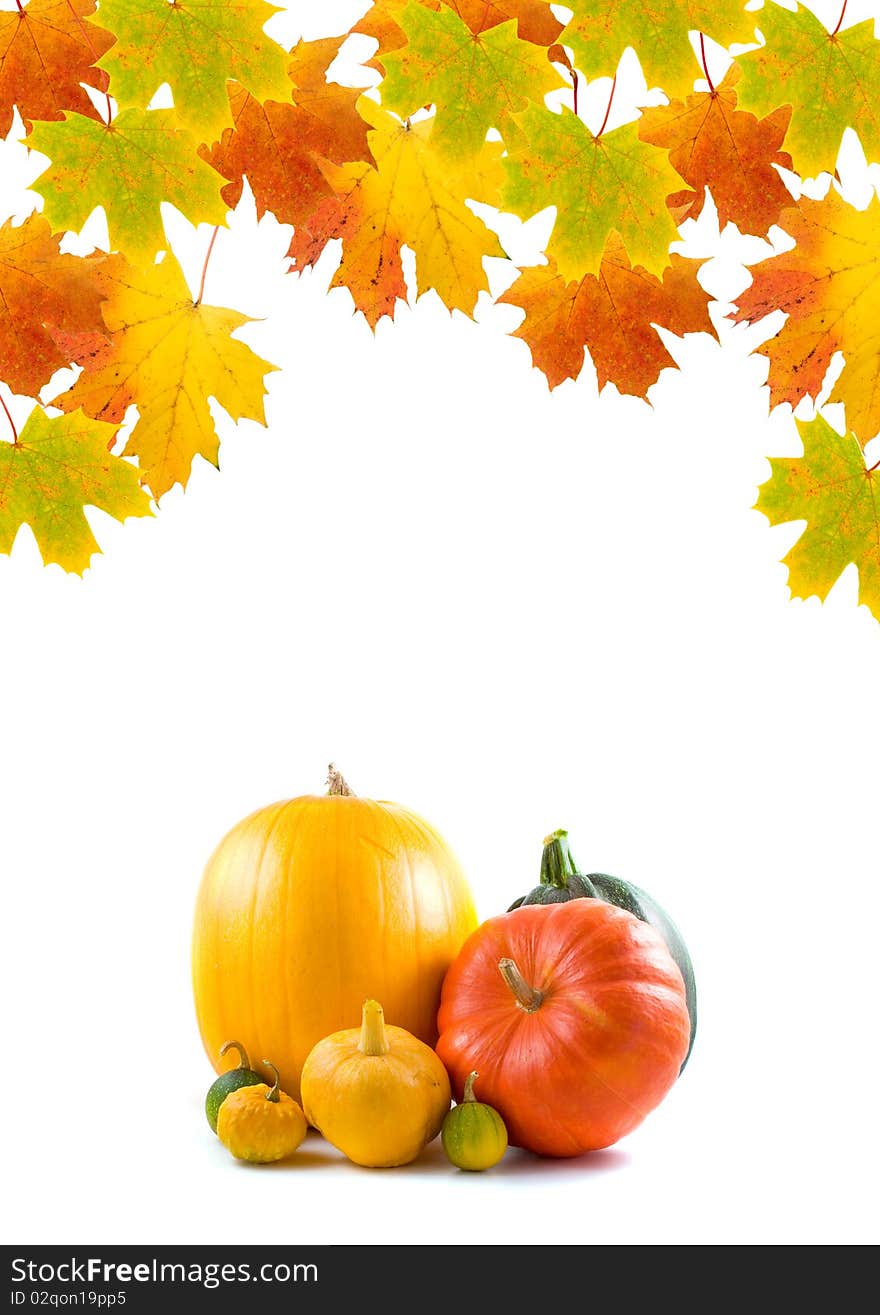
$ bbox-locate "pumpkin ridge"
[279,799,307,1074]
[250,800,291,1084]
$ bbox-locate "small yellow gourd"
[216,1061,307,1163]
[441,1071,508,1171]
[301,999,451,1167]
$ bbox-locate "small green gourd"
[441,1071,508,1171]
[205,1040,264,1132]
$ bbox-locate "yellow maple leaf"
[317,99,504,321]
[53,253,276,498]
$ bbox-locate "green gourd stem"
[462,1072,479,1103]
[262,1061,281,1103]
[540,830,599,896]
[359,999,390,1056]
[498,958,544,1013]
[327,763,355,796]
[219,1039,251,1072]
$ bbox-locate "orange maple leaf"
[733,190,880,444]
[0,0,112,136]
[500,235,715,393]
[639,68,793,235]
[202,38,372,251]
[0,213,108,396]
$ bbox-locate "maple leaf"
[500,235,714,392]
[0,213,107,396]
[502,105,681,280]
[94,0,291,142]
[0,0,113,136]
[201,38,372,238]
[733,191,880,446]
[28,109,228,265]
[0,407,151,573]
[756,413,880,617]
[560,0,755,100]
[294,100,504,326]
[357,0,563,71]
[737,1,880,180]
[380,5,562,159]
[638,67,793,234]
[53,254,276,498]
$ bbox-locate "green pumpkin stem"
[541,830,598,896]
[498,958,544,1013]
[359,999,391,1056]
[262,1060,282,1103]
[463,1071,479,1103]
[327,763,355,796]
[219,1039,251,1071]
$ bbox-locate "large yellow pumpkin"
[192,767,477,1102]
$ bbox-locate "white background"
[2,0,879,1247]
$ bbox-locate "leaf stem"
[830,1,848,37]
[104,92,113,126]
[571,67,579,117]
[698,33,715,94]
[596,73,617,139]
[194,226,219,306]
[0,392,18,445]
[15,0,24,13]
[866,456,880,475]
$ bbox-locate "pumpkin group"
[192,768,477,1102]
[436,900,691,1156]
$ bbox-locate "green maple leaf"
[561,0,755,99]
[502,105,680,279]
[757,414,880,617]
[94,0,291,141]
[0,407,151,573]
[28,109,227,264]
[737,2,880,178]
[381,4,562,159]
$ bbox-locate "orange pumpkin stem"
[359,999,391,1056]
[327,763,355,796]
[262,1060,282,1103]
[498,957,544,1013]
[219,1039,251,1071]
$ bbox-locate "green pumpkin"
[509,830,697,1071]
[441,1072,508,1171]
[205,1040,265,1132]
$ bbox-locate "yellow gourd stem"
[498,957,544,1013]
[262,1060,282,1103]
[327,763,355,796]
[358,999,391,1056]
[219,1039,251,1071]
[462,1071,479,1103]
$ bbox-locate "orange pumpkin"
[436,901,690,1156]
[192,767,477,1102]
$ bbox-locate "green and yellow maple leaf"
[94,0,291,141]
[299,99,504,324]
[381,4,562,159]
[737,1,880,179]
[733,191,880,447]
[356,0,563,72]
[502,104,680,280]
[561,0,755,99]
[0,407,151,573]
[757,413,880,617]
[53,253,276,498]
[28,109,228,265]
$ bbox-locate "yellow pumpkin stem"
[498,957,544,1013]
[358,999,391,1056]
[327,763,355,797]
[463,1071,479,1103]
[219,1039,251,1071]
[262,1060,282,1103]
